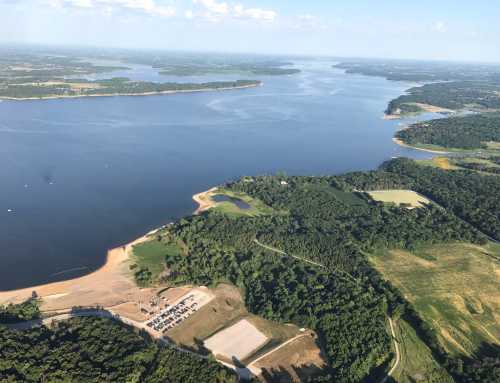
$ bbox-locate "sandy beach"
[392,137,450,154]
[192,187,219,214]
[0,229,160,316]
[0,83,261,101]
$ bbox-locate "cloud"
[191,0,276,22]
[433,21,447,33]
[47,0,176,17]
[233,4,275,21]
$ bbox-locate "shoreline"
[392,137,450,154]
[0,83,262,101]
[192,187,219,215]
[0,227,160,304]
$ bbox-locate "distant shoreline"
[392,137,450,154]
[0,82,262,101]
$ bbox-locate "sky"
[1,0,499,62]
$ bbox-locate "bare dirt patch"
[254,333,326,383]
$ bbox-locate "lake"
[0,59,437,290]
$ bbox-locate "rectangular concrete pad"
[204,319,268,361]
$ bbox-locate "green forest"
[2,159,499,382]
[386,81,500,115]
[151,158,498,382]
[396,113,500,150]
[0,316,237,383]
[0,78,260,99]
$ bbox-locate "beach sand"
[392,137,450,154]
[0,229,160,315]
[192,187,218,215]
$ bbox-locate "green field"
[367,190,431,209]
[210,188,275,217]
[391,319,454,383]
[371,242,500,357]
[131,240,183,286]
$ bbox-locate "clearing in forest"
[204,319,269,361]
[367,190,431,209]
[370,242,500,356]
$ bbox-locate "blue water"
[0,59,435,290]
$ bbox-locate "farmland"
[370,242,500,356]
[390,319,453,383]
[367,190,431,209]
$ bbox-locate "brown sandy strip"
[0,228,159,306]
[192,187,218,215]
[392,137,450,154]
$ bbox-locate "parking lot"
[145,288,213,334]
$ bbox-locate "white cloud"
[191,0,276,22]
[194,0,228,15]
[233,4,275,21]
[433,21,447,33]
[185,9,193,19]
[47,0,175,17]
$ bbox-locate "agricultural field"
[391,319,453,383]
[367,190,431,209]
[370,242,500,356]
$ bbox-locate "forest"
[0,316,237,383]
[154,158,498,382]
[0,78,260,99]
[396,112,500,149]
[385,81,500,115]
[1,159,499,382]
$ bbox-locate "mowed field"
[367,190,431,209]
[371,242,500,356]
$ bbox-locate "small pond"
[211,194,251,210]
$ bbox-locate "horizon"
[1,0,499,63]
[3,42,500,66]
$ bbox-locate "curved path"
[382,317,400,383]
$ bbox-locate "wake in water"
[50,266,89,277]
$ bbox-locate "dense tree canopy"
[396,113,500,149]
[0,317,237,383]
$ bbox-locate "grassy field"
[391,319,453,383]
[211,188,275,217]
[367,190,431,209]
[371,242,500,356]
[131,239,183,286]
